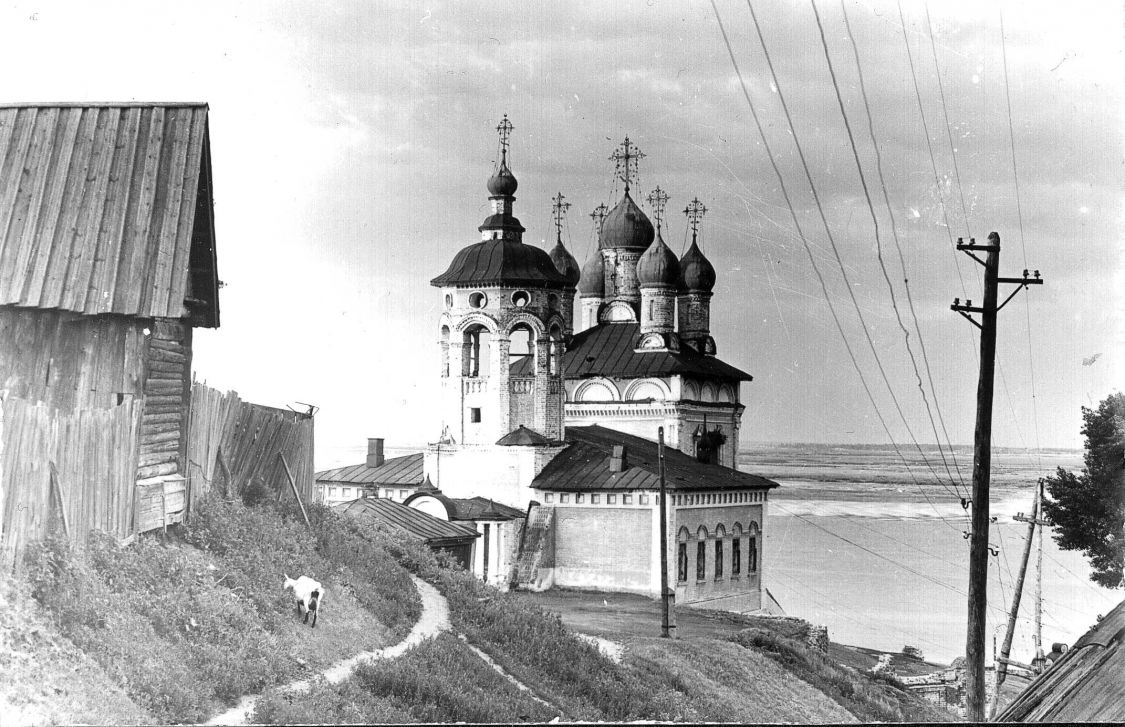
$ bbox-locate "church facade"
[416,117,779,612]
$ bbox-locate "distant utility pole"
[950,231,1043,722]
[658,427,675,638]
[988,483,1045,718]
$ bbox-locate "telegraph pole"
[1033,478,1046,673]
[988,485,1042,718]
[950,231,1042,722]
[658,427,675,638]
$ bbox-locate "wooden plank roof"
[512,322,752,382]
[533,425,779,493]
[996,598,1125,722]
[335,498,479,546]
[315,452,424,486]
[0,104,219,326]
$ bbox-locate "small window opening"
[470,407,482,423]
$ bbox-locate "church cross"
[646,186,670,231]
[684,197,707,238]
[609,136,645,192]
[590,202,609,234]
[552,192,571,241]
[496,114,513,165]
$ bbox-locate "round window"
[468,291,487,309]
[511,290,530,307]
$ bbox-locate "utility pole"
[658,427,675,638]
[950,231,1043,722]
[988,484,1042,718]
[1033,478,1046,673]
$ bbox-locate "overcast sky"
[3,0,1121,462]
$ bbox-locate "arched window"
[676,527,690,583]
[732,523,743,576]
[714,524,727,580]
[463,325,491,377]
[440,325,451,377]
[748,522,760,573]
[509,324,535,370]
[549,324,563,375]
[695,526,709,581]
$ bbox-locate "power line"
[998,8,1044,471]
[812,0,963,497]
[837,0,966,492]
[709,0,964,527]
[923,1,973,235]
[745,0,960,501]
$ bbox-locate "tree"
[1040,393,1125,589]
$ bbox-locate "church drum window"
[714,539,723,580]
[749,536,758,573]
[732,537,741,576]
[677,542,688,583]
[696,541,706,581]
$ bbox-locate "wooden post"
[1034,479,1045,672]
[989,485,1040,718]
[658,427,675,638]
[48,462,70,539]
[216,447,234,499]
[950,232,1042,722]
[279,452,310,528]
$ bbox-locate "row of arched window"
[440,322,564,378]
[676,523,759,583]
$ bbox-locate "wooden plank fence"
[0,395,140,572]
[185,382,315,508]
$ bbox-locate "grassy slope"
[15,498,955,724]
[0,576,150,726]
[20,496,420,724]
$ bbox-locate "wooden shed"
[0,103,219,569]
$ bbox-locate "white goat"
[283,574,325,628]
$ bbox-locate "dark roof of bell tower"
[431,238,572,288]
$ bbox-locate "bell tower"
[430,115,574,446]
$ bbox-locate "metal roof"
[0,104,219,326]
[513,322,752,382]
[335,498,479,546]
[315,453,423,486]
[449,496,525,521]
[496,425,557,446]
[532,425,779,493]
[430,238,571,289]
[996,598,1125,722]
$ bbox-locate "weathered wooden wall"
[186,383,315,508]
[136,319,192,481]
[0,396,140,571]
[0,307,149,411]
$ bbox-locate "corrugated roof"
[513,322,751,382]
[533,425,779,493]
[996,599,1125,722]
[315,453,424,486]
[335,498,479,546]
[0,104,219,325]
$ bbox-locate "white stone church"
[330,117,780,613]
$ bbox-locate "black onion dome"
[678,240,716,292]
[487,162,518,196]
[431,239,570,288]
[599,192,655,250]
[577,252,606,297]
[637,231,681,287]
[548,239,581,287]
